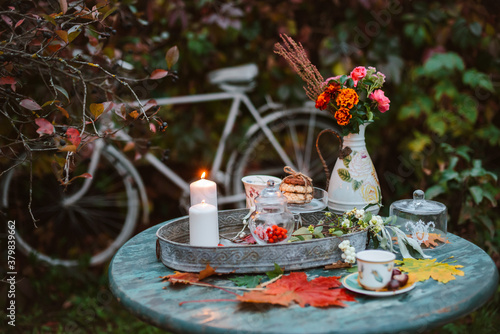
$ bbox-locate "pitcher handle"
[315,129,352,191]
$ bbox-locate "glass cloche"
[389,190,448,249]
[248,180,296,245]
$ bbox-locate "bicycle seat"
[208,63,258,86]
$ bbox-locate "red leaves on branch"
[66,128,81,147]
[150,69,169,80]
[21,98,42,110]
[58,0,68,14]
[1,15,13,27]
[237,272,355,308]
[35,118,54,136]
[0,76,16,91]
[165,46,179,69]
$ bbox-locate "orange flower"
[325,83,340,95]
[336,88,359,109]
[334,107,352,126]
[315,92,330,110]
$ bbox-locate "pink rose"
[369,89,390,113]
[323,75,342,86]
[350,66,367,87]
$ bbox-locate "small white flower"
[341,253,346,259]
[355,209,365,219]
[341,219,351,229]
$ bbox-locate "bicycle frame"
[131,89,299,204]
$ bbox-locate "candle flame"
[201,200,206,204]
[201,172,206,179]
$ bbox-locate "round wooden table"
[109,220,498,334]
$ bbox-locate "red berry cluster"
[254,225,288,243]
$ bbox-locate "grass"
[0,255,166,334]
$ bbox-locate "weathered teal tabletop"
[109,218,498,334]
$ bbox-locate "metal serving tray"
[156,209,367,273]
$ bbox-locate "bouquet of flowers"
[274,34,390,136]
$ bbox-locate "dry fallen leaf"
[237,272,355,307]
[392,233,450,249]
[160,264,217,285]
[421,233,450,248]
[395,258,464,284]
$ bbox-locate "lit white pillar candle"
[190,172,217,207]
[189,200,219,246]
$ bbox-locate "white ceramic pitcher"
[316,123,381,215]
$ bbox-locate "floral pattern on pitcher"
[337,150,381,204]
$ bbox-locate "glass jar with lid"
[248,180,296,245]
[389,190,447,249]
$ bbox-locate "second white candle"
[189,200,219,247]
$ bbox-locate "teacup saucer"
[342,273,416,297]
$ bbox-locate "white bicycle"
[1,63,339,266]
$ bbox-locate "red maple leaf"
[237,272,355,308]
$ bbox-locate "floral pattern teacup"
[241,175,281,210]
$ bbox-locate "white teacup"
[241,175,281,210]
[356,250,395,290]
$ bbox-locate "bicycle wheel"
[1,143,140,266]
[229,110,340,198]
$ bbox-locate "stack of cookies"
[279,167,313,204]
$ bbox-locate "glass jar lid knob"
[413,189,425,207]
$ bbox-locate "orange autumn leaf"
[129,110,139,119]
[160,264,217,285]
[90,103,104,119]
[55,30,68,43]
[198,263,217,280]
[123,142,135,152]
[395,258,464,284]
[237,272,355,307]
[56,105,69,118]
[421,233,450,248]
[162,271,200,285]
[392,233,450,249]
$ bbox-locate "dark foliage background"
[1,0,499,332]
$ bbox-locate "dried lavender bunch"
[274,34,324,101]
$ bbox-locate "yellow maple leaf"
[395,258,464,284]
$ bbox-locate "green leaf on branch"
[469,186,484,205]
[426,113,447,136]
[425,185,446,199]
[422,53,465,77]
[292,227,313,240]
[313,226,324,238]
[463,69,494,92]
[330,230,343,237]
[54,85,69,101]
